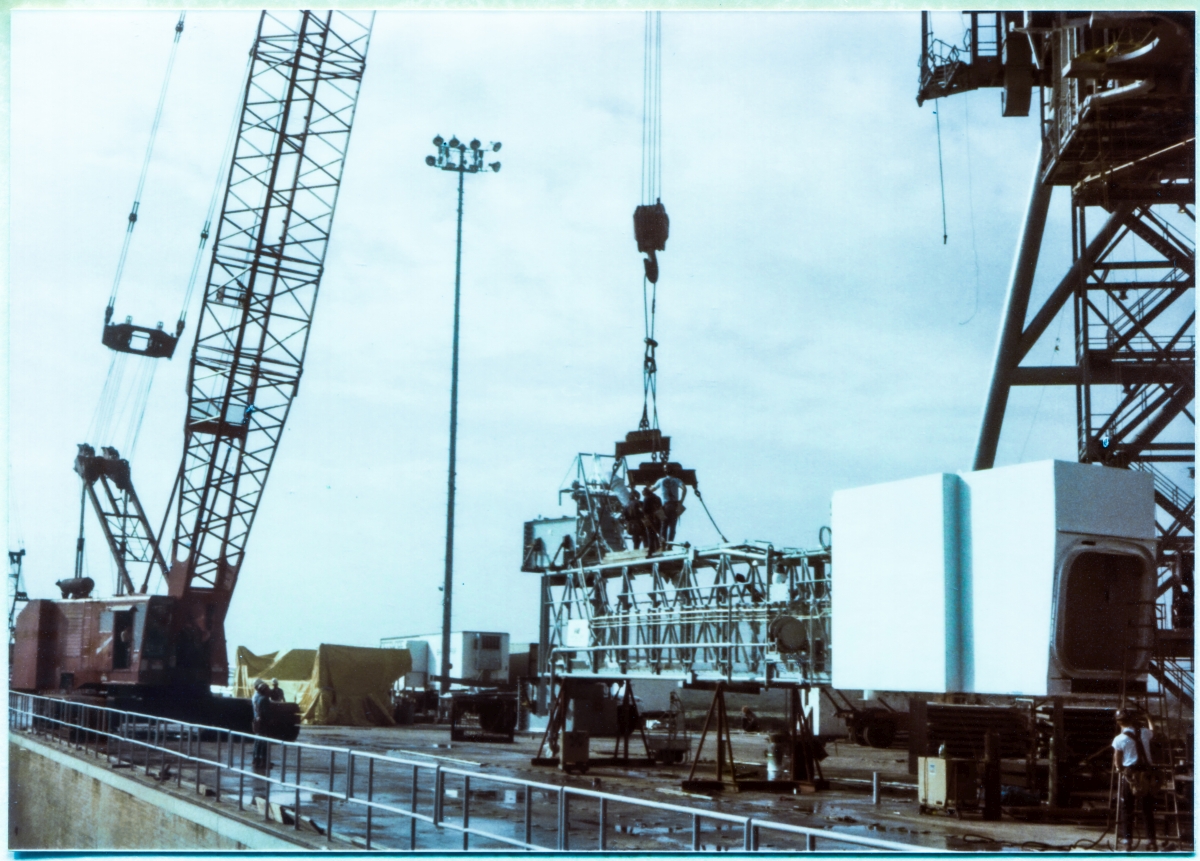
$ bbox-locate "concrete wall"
[9,733,310,850]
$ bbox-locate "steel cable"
[106,13,186,315]
[177,46,253,333]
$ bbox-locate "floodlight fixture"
[433,135,444,146]
[490,162,501,172]
[470,139,481,151]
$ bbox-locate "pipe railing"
[10,691,925,852]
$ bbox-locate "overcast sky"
[9,10,1095,663]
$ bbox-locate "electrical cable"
[106,13,186,318]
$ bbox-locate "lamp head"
[490,162,501,172]
[425,155,436,166]
[433,135,444,146]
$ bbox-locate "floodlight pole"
[426,136,501,695]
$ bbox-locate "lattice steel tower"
[919,12,1194,648]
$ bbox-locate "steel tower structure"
[919,13,1194,657]
[166,10,372,680]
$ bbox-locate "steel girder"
[169,11,372,599]
[539,543,832,686]
[74,445,168,596]
[964,12,1194,615]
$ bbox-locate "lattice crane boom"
[167,11,371,622]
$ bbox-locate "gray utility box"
[918,756,979,814]
[560,730,590,774]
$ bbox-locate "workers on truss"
[594,14,726,552]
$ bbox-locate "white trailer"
[380,631,510,690]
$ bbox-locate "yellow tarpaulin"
[298,644,412,727]
[235,643,411,727]
[232,647,316,703]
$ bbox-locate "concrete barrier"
[8,733,317,849]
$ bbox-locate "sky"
[8,10,1103,666]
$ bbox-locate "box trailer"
[380,631,510,689]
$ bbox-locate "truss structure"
[74,445,168,596]
[536,542,832,686]
[170,11,372,601]
[920,11,1194,635]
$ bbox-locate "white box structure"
[381,631,510,688]
[832,461,1156,696]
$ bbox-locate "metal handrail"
[9,691,926,852]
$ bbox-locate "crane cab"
[12,595,192,694]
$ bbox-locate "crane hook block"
[633,200,669,253]
[102,319,179,359]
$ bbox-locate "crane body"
[12,10,373,731]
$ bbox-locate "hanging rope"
[105,13,186,322]
[693,486,727,543]
[934,102,948,245]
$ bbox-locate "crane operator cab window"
[113,611,134,670]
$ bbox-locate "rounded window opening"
[1059,550,1153,674]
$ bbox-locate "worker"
[269,678,284,702]
[660,465,687,542]
[623,490,647,550]
[641,485,664,555]
[1112,708,1157,851]
[741,706,760,733]
[252,679,271,773]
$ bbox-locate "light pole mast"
[426,135,501,695]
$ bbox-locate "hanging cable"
[105,12,186,322]
[176,47,252,336]
[634,12,668,436]
[934,102,948,245]
[693,486,727,542]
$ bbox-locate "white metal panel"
[1053,461,1156,539]
[831,473,957,693]
[960,461,1058,695]
[404,639,431,673]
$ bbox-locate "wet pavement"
[285,723,1158,852]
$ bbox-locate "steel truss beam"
[169,11,371,602]
[540,543,832,686]
[74,445,168,596]
[967,13,1194,626]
